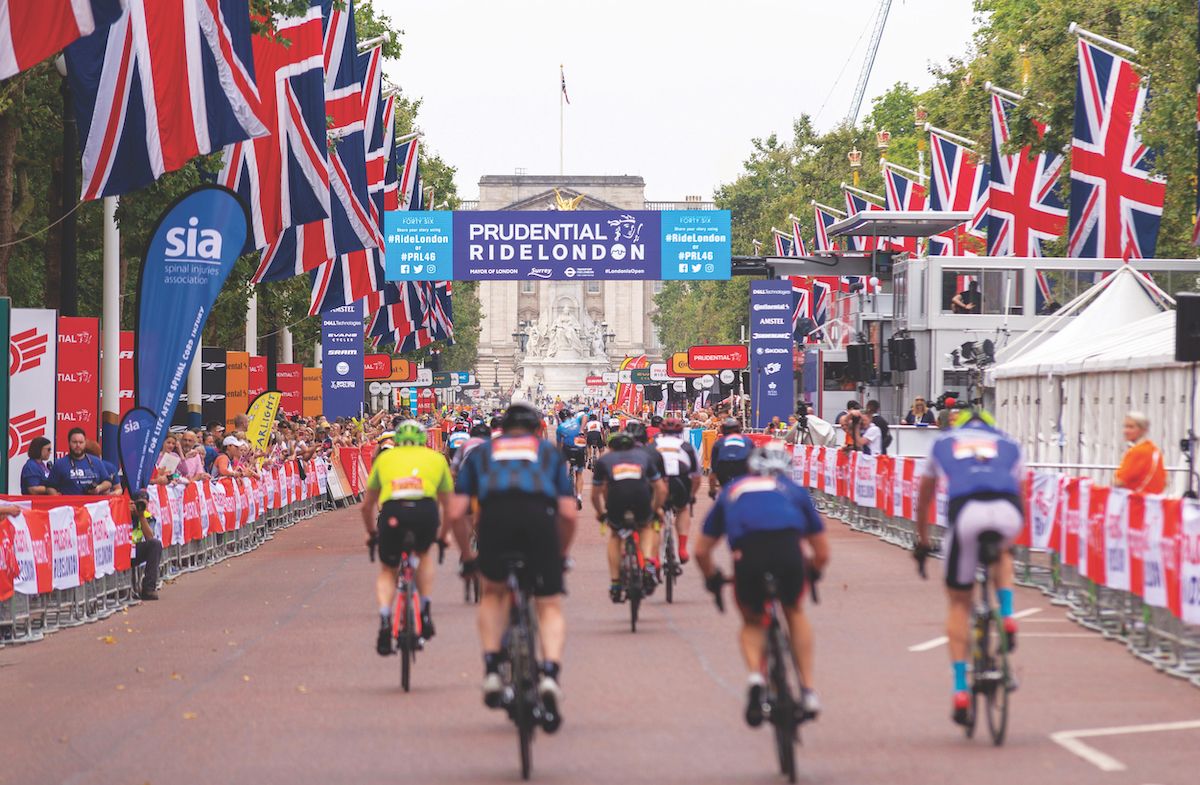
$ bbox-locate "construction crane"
[845,0,893,126]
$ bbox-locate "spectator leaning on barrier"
[177,430,210,481]
[49,428,115,495]
[129,491,162,601]
[21,436,57,495]
[214,436,249,479]
[1115,411,1167,495]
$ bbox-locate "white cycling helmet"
[748,444,792,478]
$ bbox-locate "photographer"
[129,491,162,601]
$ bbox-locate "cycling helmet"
[952,407,996,429]
[748,445,792,477]
[502,402,543,434]
[608,432,635,451]
[720,417,742,435]
[623,420,648,445]
[469,422,491,438]
[650,415,663,427]
[661,417,684,435]
[393,420,425,446]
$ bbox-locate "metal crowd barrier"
[1,480,360,649]
[811,478,1200,690]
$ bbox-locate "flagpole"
[559,64,564,176]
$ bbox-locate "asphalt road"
[4,484,1200,785]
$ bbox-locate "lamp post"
[600,321,616,351]
[875,129,891,162]
[492,357,500,392]
[848,147,862,187]
[54,55,77,317]
[915,105,928,185]
[512,320,530,354]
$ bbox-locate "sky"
[378,0,978,202]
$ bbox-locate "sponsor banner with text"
[749,281,794,428]
[224,351,249,430]
[687,344,748,371]
[321,301,363,419]
[384,210,731,281]
[55,316,100,459]
[200,348,227,427]
[248,355,267,398]
[277,364,303,417]
[302,368,322,418]
[364,353,391,379]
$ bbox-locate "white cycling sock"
[747,672,766,687]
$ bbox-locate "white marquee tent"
[990,266,1193,490]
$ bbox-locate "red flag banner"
[56,316,100,459]
[277,364,303,416]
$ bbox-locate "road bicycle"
[918,531,1014,746]
[494,554,557,780]
[713,572,818,783]
[660,506,683,604]
[463,531,481,604]
[369,530,423,692]
[608,512,650,632]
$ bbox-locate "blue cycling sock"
[952,661,968,693]
[998,588,1014,618]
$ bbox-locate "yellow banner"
[245,391,281,452]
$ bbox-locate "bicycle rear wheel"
[984,613,1010,745]
[399,592,415,692]
[623,541,641,632]
[664,524,676,604]
[508,618,537,779]
[768,628,797,783]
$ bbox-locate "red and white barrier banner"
[1181,499,1200,625]
[85,500,117,578]
[315,460,328,495]
[10,509,51,595]
[74,506,95,584]
[1104,488,1131,593]
[8,308,57,492]
[49,505,80,590]
[1028,471,1062,550]
[55,316,100,460]
[853,453,876,509]
[876,456,893,514]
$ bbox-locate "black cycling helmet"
[650,415,663,427]
[623,420,648,445]
[469,422,491,438]
[720,417,742,435]
[661,417,684,434]
[608,432,635,451]
[489,415,503,430]
[501,402,542,434]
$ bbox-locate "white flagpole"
[559,65,564,176]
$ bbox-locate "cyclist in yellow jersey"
[362,420,453,656]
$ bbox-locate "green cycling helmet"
[393,419,426,446]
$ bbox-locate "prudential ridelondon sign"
[384,209,731,281]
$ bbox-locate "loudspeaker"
[888,336,917,372]
[847,343,875,381]
[643,384,664,402]
[1177,293,1200,362]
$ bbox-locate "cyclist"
[707,418,752,498]
[584,413,605,465]
[695,444,829,725]
[446,421,470,462]
[592,429,666,602]
[622,419,668,576]
[914,408,1025,727]
[653,417,701,563]
[607,411,621,437]
[555,409,587,509]
[646,415,663,442]
[449,402,577,729]
[361,420,453,656]
[451,421,492,474]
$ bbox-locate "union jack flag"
[1068,38,1164,259]
[843,189,883,252]
[309,248,385,315]
[927,131,987,255]
[220,1,328,250]
[772,229,795,257]
[0,0,121,80]
[788,276,811,341]
[812,204,841,252]
[65,0,268,200]
[395,136,421,210]
[882,166,925,254]
[987,93,1067,257]
[790,218,808,256]
[810,277,834,332]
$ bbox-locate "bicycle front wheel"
[984,614,1010,745]
[400,596,415,692]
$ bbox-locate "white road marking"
[907,608,1042,652]
[1050,719,1200,772]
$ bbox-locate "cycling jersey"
[593,448,662,527]
[450,436,487,472]
[585,420,603,433]
[447,431,469,452]
[455,435,574,502]
[556,414,584,449]
[710,433,752,484]
[922,421,1023,502]
[653,434,701,478]
[367,445,453,503]
[703,474,824,549]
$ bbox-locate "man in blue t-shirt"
[449,402,577,733]
[914,409,1025,727]
[48,428,117,495]
[696,444,829,727]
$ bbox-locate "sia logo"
[9,328,49,374]
[8,410,48,459]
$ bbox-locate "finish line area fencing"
[0,455,364,646]
[784,443,1200,689]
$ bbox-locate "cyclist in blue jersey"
[556,409,587,509]
[445,422,470,462]
[707,418,753,498]
[696,444,829,725]
[914,409,1025,727]
[449,402,577,730]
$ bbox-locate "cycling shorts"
[563,445,587,470]
[943,494,1023,590]
[605,486,653,530]
[665,476,691,511]
[477,494,564,597]
[586,431,604,447]
[731,530,806,609]
[713,460,749,487]
[377,498,440,568]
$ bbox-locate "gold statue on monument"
[553,188,585,211]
